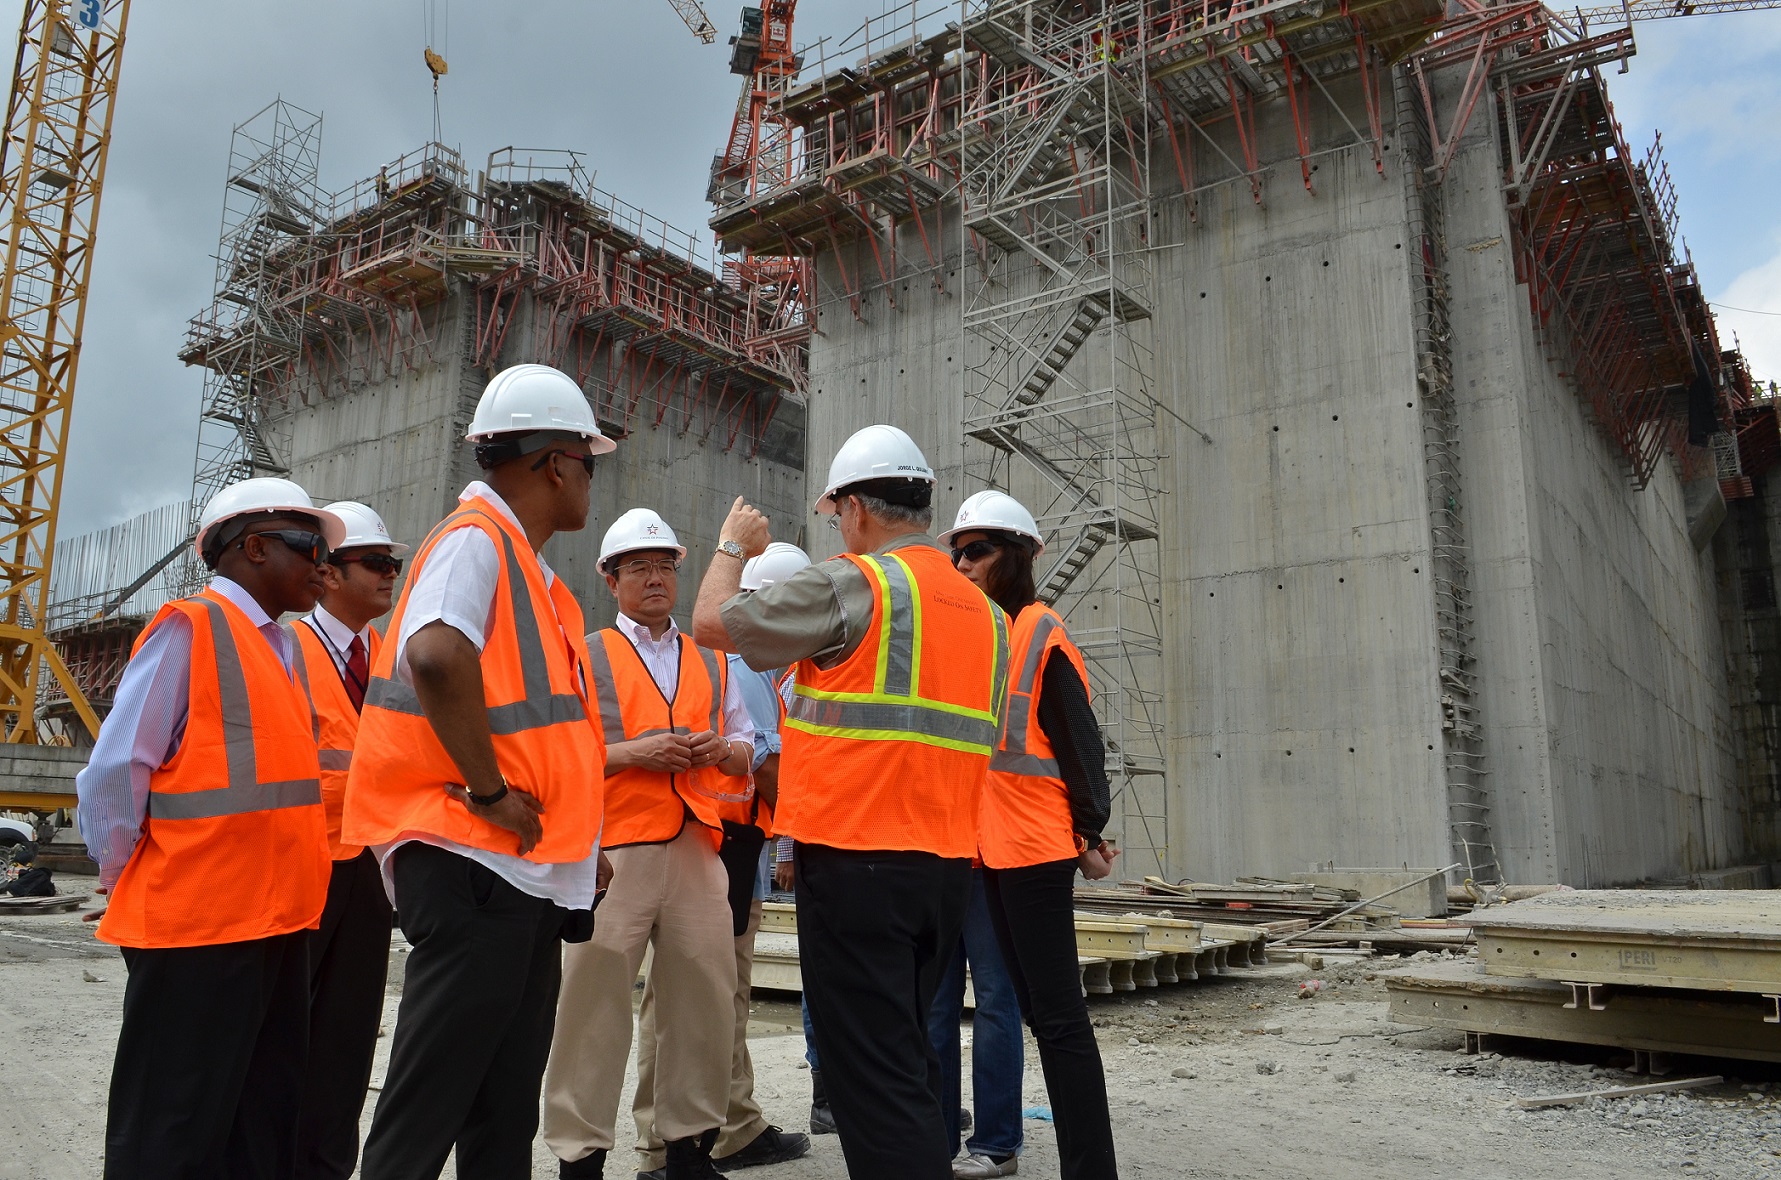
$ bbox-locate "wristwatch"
[467,777,509,807]
[715,538,745,560]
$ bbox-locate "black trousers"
[296,848,394,1179]
[795,841,970,1180]
[983,859,1119,1180]
[105,930,310,1180]
[358,843,565,1180]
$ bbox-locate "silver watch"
[716,539,745,560]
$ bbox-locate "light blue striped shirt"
[74,578,295,888]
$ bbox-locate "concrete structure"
[711,1,1772,885]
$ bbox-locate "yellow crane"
[0,0,124,745]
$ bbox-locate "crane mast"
[0,0,126,743]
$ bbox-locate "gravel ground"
[4,909,1778,1179]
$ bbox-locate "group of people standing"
[74,361,1121,1180]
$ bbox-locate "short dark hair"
[203,511,325,570]
[979,534,1039,618]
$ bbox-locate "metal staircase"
[959,0,1172,877]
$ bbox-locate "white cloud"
[1717,247,1781,389]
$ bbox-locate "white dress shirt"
[379,481,602,910]
[75,577,295,888]
[299,602,373,679]
[611,612,756,751]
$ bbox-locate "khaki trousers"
[542,826,737,1164]
[634,897,770,1170]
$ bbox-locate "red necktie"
[345,635,368,712]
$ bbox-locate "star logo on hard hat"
[646,524,660,534]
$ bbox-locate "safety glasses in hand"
[242,529,330,565]
[333,553,403,576]
[950,539,1003,566]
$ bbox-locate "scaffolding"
[173,118,804,582]
[177,100,324,594]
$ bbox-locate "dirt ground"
[5,907,1778,1180]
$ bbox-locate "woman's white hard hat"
[937,489,1045,554]
[814,424,934,515]
[740,542,812,591]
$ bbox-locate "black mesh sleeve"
[1035,648,1111,843]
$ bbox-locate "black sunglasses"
[950,538,1004,566]
[241,528,330,565]
[333,553,403,576]
[531,449,597,476]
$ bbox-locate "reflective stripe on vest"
[785,553,1010,754]
[287,624,354,774]
[584,637,723,744]
[148,599,322,822]
[989,610,1063,778]
[362,510,586,734]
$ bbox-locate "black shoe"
[810,1068,838,1136]
[638,1171,667,1180]
[960,1107,974,1134]
[714,1126,812,1171]
[560,1148,607,1179]
[665,1129,723,1180]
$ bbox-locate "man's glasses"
[333,553,403,576]
[241,529,330,565]
[950,539,1004,566]
[615,557,680,579]
[532,449,597,476]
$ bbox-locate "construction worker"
[288,500,407,1180]
[691,425,1011,1180]
[543,509,755,1180]
[940,490,1120,1180]
[75,476,346,1179]
[343,363,615,1180]
[630,541,815,1178]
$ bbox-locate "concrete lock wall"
[796,66,1756,884]
[286,290,809,634]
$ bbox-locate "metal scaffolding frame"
[955,0,1170,877]
[178,99,323,594]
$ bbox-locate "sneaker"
[953,1153,1018,1178]
[714,1126,812,1171]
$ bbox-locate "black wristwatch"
[467,778,509,807]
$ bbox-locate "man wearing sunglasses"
[345,364,616,1180]
[288,500,408,1180]
[691,425,1011,1180]
[76,476,346,1179]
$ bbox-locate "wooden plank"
[1384,960,1781,1064]
[1516,1076,1722,1110]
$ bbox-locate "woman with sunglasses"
[940,490,1120,1180]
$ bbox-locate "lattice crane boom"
[665,0,719,43]
[1565,0,1781,19]
[0,0,126,744]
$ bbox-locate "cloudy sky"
[55,2,1781,538]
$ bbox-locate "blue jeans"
[802,995,819,1069]
[927,869,1023,1159]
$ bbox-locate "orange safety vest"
[777,545,1010,858]
[342,498,604,862]
[979,604,1089,869]
[99,590,328,949]
[586,629,744,849]
[290,618,383,861]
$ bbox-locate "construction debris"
[1516,1075,1724,1111]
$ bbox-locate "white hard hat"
[195,477,347,567]
[323,501,409,554]
[599,508,686,572]
[937,490,1045,554]
[814,424,935,515]
[740,542,812,591]
[466,363,617,454]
